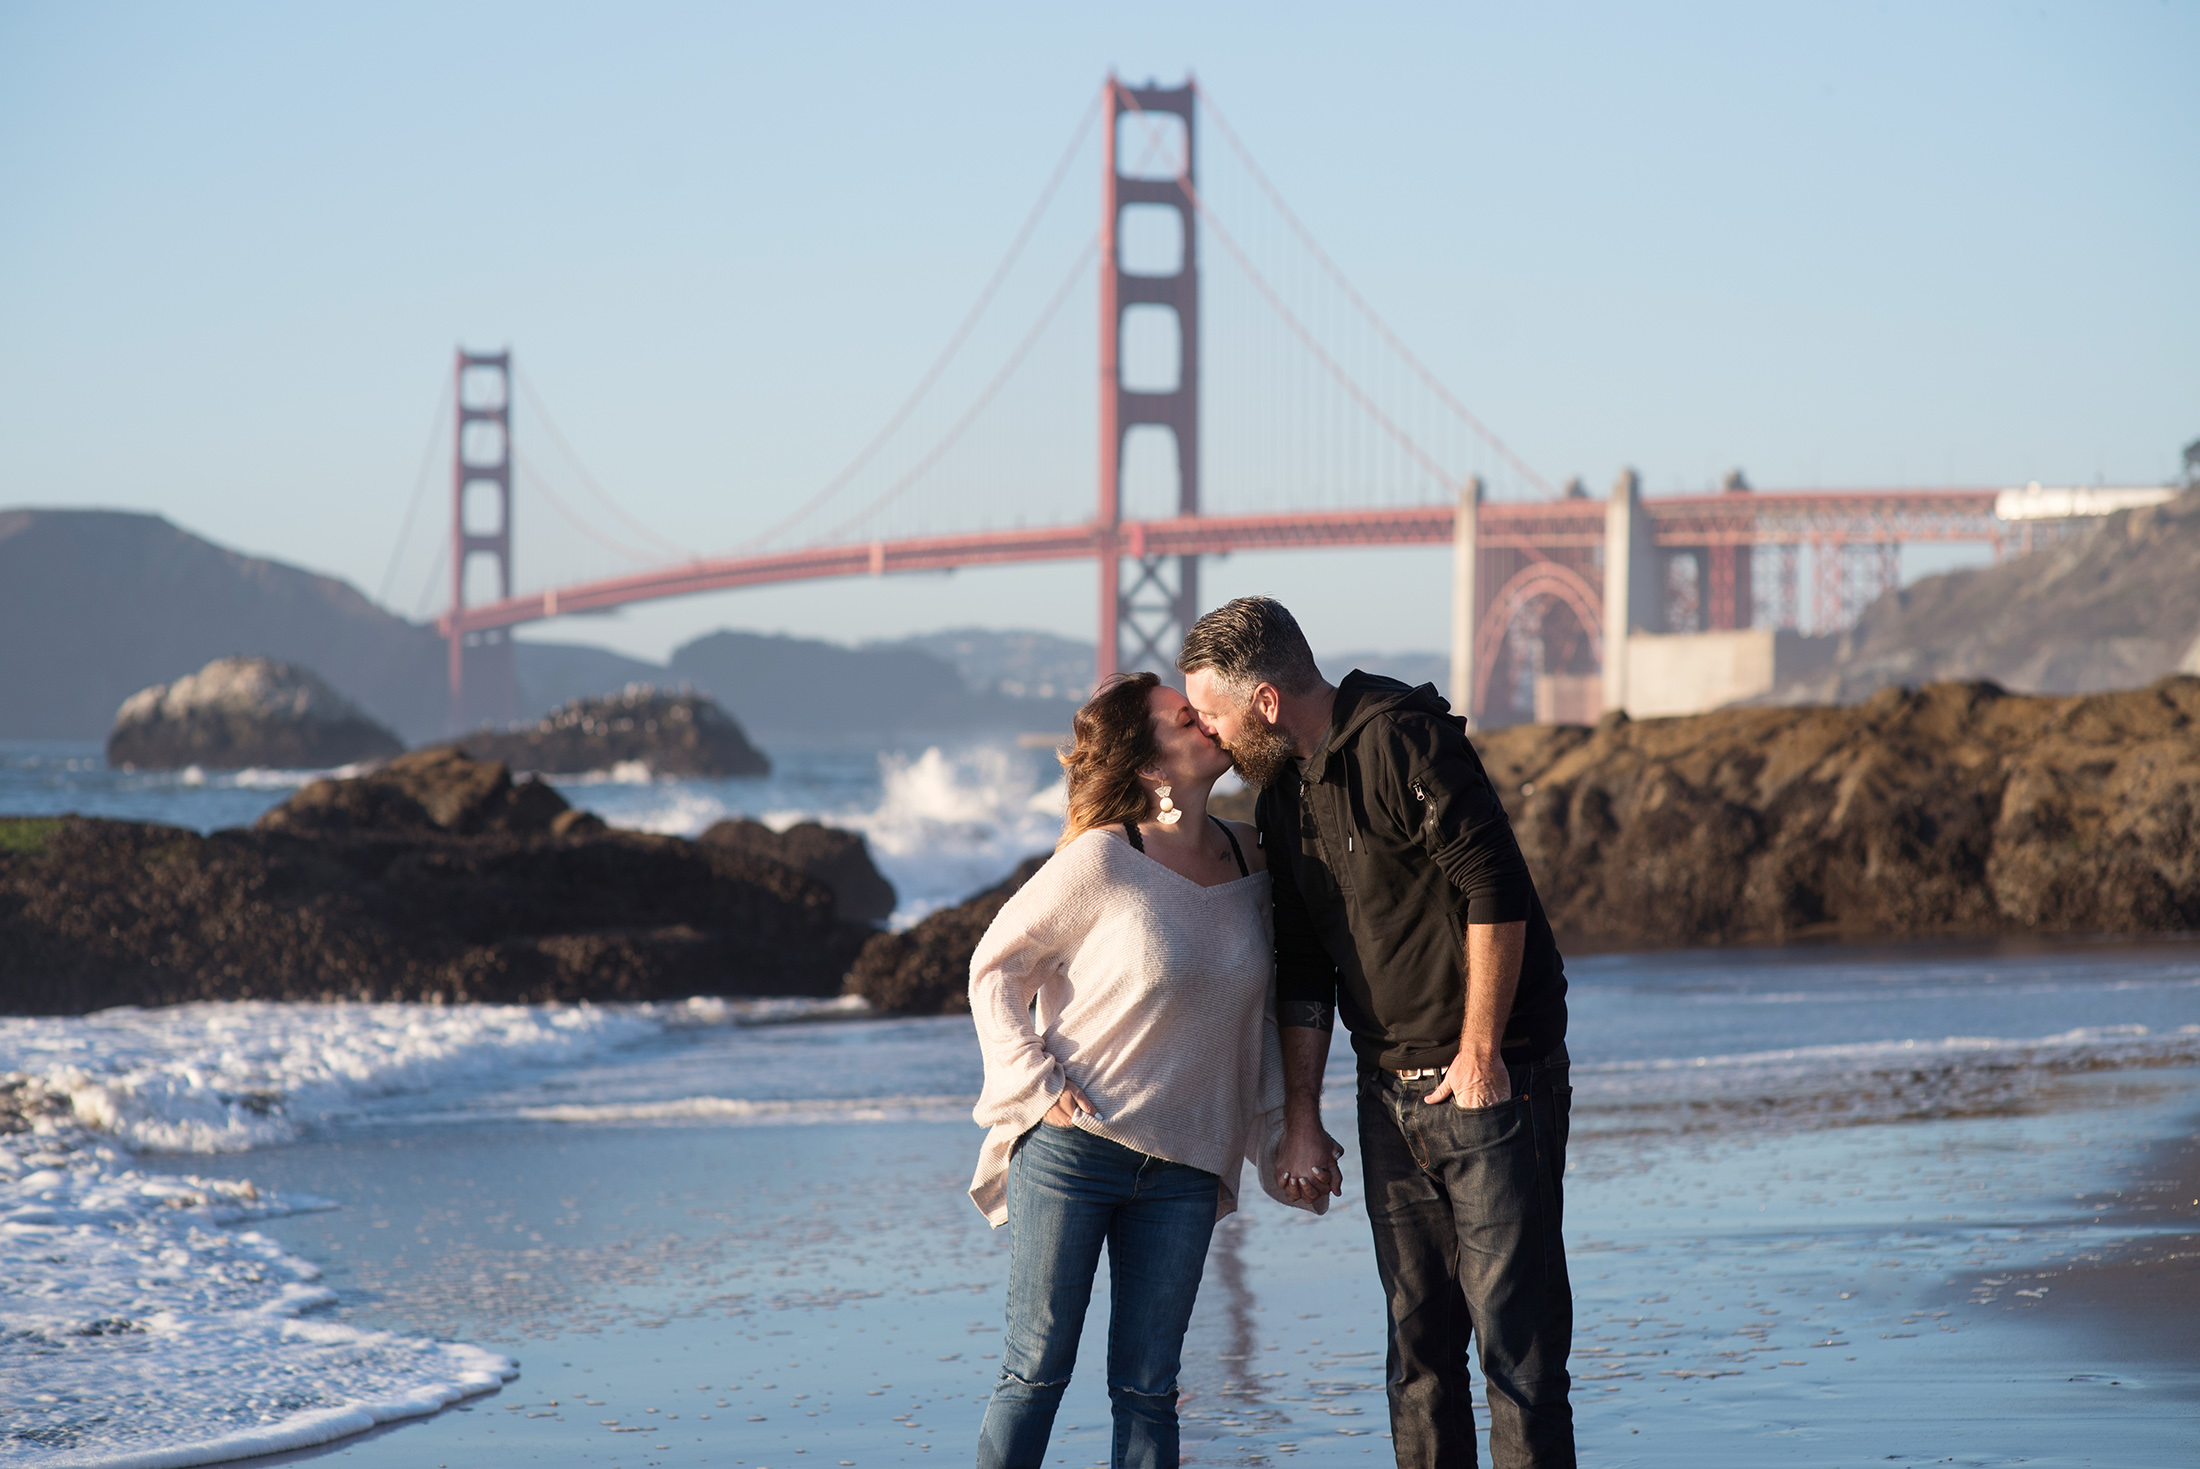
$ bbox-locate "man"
[1179,596,1575,1469]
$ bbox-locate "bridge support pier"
[446,348,520,733]
[1097,75,1200,685]
[1450,476,1482,728]
[1601,467,1656,716]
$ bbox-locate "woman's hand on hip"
[1042,1080,1100,1128]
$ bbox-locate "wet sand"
[1961,1118,2200,1369]
[180,1076,2200,1469]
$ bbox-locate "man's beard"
[1225,709,1298,788]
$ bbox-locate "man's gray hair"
[1176,596,1323,702]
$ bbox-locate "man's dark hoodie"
[1257,670,1567,1071]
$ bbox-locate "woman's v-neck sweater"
[967,826,1320,1225]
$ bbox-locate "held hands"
[1042,1080,1100,1128]
[1424,1048,1513,1109]
[1275,1118,1346,1203]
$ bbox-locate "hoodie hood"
[1304,670,1461,783]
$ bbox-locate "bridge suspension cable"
[515,364,690,560]
[376,385,451,610]
[735,86,1105,554]
[1191,81,1554,498]
[815,233,1100,546]
[512,448,663,565]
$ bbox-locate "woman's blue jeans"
[976,1120,1219,1469]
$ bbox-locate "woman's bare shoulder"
[1223,819,1268,875]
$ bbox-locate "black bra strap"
[1209,814,1249,877]
[1124,815,1247,877]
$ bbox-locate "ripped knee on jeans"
[1106,1380,1179,1406]
[998,1366,1072,1391]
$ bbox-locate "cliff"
[1781,487,2200,703]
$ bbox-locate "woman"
[968,671,1327,1469]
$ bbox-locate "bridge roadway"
[439,487,2004,640]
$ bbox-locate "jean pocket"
[1433,1094,1530,1147]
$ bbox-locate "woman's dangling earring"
[1154,784,1182,826]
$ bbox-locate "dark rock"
[1471,674,2200,950]
[1,750,872,1013]
[258,746,569,838]
[699,818,896,926]
[454,686,769,777]
[845,854,1050,1015]
[105,657,403,771]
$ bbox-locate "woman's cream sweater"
[967,826,1322,1226]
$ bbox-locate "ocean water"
[5,744,2199,1466]
[0,739,1083,925]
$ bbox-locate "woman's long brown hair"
[1055,671,1160,851]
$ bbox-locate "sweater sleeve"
[967,841,1088,1133]
[1391,713,1537,925]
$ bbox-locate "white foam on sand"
[1,1000,668,1153]
[0,1129,514,1467]
[0,997,858,1467]
[496,1092,973,1126]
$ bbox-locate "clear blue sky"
[4,1,2194,663]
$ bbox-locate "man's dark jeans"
[1356,1044,1574,1469]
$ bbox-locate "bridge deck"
[442,489,2004,638]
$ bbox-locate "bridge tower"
[447,348,520,731]
[1096,76,1200,682]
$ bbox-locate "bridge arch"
[1470,561,1604,725]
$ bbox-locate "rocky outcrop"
[259,745,583,838]
[843,855,1050,1014]
[0,749,870,1014]
[106,657,404,771]
[452,686,770,777]
[1475,675,2200,950]
[698,819,896,926]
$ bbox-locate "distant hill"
[0,509,450,742]
[0,508,1093,749]
[883,628,1096,702]
[667,630,1080,744]
[0,505,1450,748]
[1774,486,2200,704]
[510,639,665,719]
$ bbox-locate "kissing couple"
[967,596,1577,1469]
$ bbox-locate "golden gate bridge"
[409,75,2087,732]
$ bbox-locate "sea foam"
[0,996,855,1466]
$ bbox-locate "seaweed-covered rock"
[844,854,1050,1015]
[455,686,769,777]
[699,818,897,926]
[106,657,402,771]
[1,750,870,1014]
